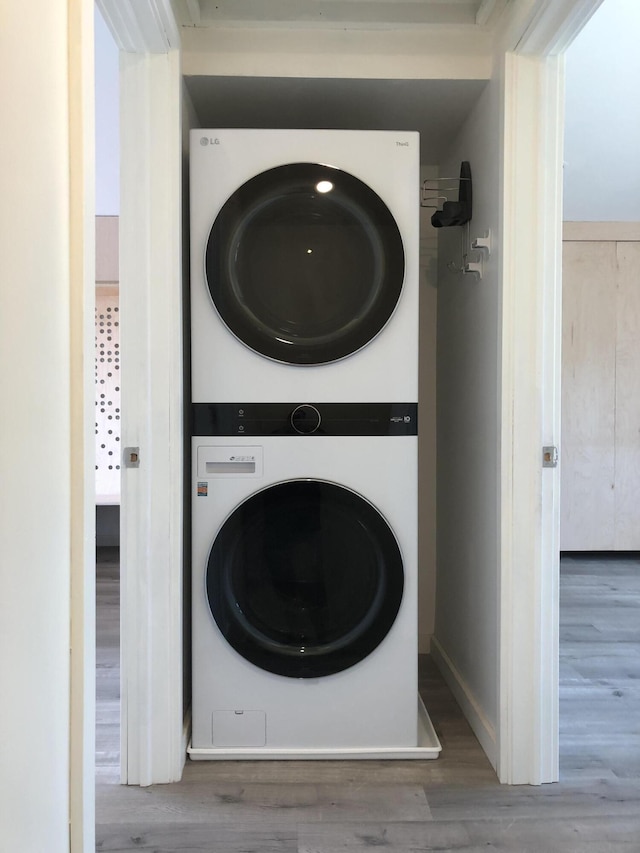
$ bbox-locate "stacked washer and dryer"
[188,129,440,758]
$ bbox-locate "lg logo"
[200,137,220,146]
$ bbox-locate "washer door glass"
[205,163,405,365]
[206,480,404,678]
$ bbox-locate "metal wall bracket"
[542,446,558,468]
[471,230,492,254]
[428,161,472,228]
[463,258,483,278]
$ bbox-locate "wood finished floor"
[559,553,640,783]
[96,550,640,852]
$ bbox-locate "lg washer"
[189,129,419,403]
[189,403,440,759]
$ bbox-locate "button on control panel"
[290,404,322,434]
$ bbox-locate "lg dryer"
[189,129,419,403]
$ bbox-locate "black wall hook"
[430,161,472,228]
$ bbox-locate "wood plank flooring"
[96,546,120,780]
[96,550,640,852]
[560,553,640,782]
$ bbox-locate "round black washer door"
[206,480,404,678]
[205,163,405,365]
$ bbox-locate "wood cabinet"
[561,225,640,550]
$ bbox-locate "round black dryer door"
[206,480,404,678]
[205,163,405,365]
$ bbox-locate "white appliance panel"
[191,434,418,751]
[190,129,419,402]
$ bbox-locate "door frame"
[87,0,604,799]
[499,48,566,785]
[499,0,603,783]
[96,0,185,785]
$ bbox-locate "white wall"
[0,2,73,849]
[181,25,492,80]
[564,0,640,221]
[96,5,119,215]
[433,76,501,764]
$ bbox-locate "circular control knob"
[291,404,322,435]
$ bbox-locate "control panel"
[192,402,418,437]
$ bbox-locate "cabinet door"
[561,239,640,551]
[560,241,616,551]
[614,241,640,549]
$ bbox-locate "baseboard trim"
[430,636,497,769]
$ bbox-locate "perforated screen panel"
[95,286,121,502]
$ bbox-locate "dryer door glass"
[206,480,404,678]
[205,163,405,365]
